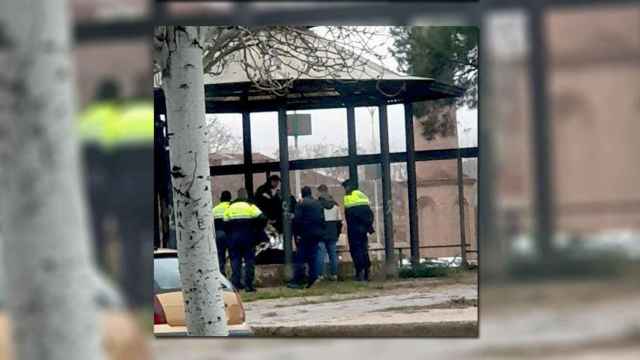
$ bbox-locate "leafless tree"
[153,26,388,336]
[0,0,105,358]
[206,116,242,154]
[156,26,390,96]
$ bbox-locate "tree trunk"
[160,26,229,336]
[0,0,105,359]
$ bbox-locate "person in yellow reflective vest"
[223,188,267,292]
[78,100,154,149]
[342,179,375,281]
[77,80,154,307]
[212,191,232,276]
[78,80,153,150]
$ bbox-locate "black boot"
[364,267,370,282]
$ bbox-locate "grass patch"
[240,269,475,303]
[398,263,465,279]
[241,280,377,303]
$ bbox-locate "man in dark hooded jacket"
[255,175,282,232]
[288,186,325,288]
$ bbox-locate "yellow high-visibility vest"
[78,101,153,149]
[343,190,370,208]
[78,102,119,145]
[223,201,262,221]
[212,201,231,219]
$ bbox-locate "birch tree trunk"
[0,0,105,359]
[159,26,229,336]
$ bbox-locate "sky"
[208,27,478,157]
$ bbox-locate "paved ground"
[241,275,478,336]
[243,277,478,331]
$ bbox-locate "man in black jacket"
[288,186,325,289]
[255,175,282,232]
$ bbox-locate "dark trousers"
[84,145,153,308]
[229,240,255,290]
[215,230,228,276]
[292,238,319,285]
[348,230,371,278]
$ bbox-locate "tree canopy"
[391,27,478,140]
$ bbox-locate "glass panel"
[153,257,181,292]
[357,165,385,262]
[412,105,468,151]
[415,159,475,259]
[387,104,407,153]
[286,108,348,160]
[354,106,380,154]
[390,163,409,259]
[250,112,280,163]
[211,174,245,204]
[288,167,349,201]
[206,113,243,165]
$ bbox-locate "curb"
[251,320,478,337]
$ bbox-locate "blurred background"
[2,0,639,358]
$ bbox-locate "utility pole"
[368,107,382,248]
[293,110,301,200]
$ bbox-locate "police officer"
[212,191,232,276]
[79,79,154,307]
[288,186,325,289]
[342,179,374,282]
[224,188,266,292]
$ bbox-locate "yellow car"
[153,249,252,336]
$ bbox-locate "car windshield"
[154,255,232,293]
[154,257,182,293]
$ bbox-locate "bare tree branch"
[155,26,391,97]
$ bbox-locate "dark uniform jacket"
[293,196,326,241]
[344,190,374,236]
[255,183,281,221]
[223,200,267,246]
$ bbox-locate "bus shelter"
[154,58,478,276]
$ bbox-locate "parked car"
[153,249,253,336]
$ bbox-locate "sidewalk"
[243,275,478,336]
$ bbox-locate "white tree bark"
[0,0,105,359]
[159,26,228,336]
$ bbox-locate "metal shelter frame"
[154,68,479,275]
